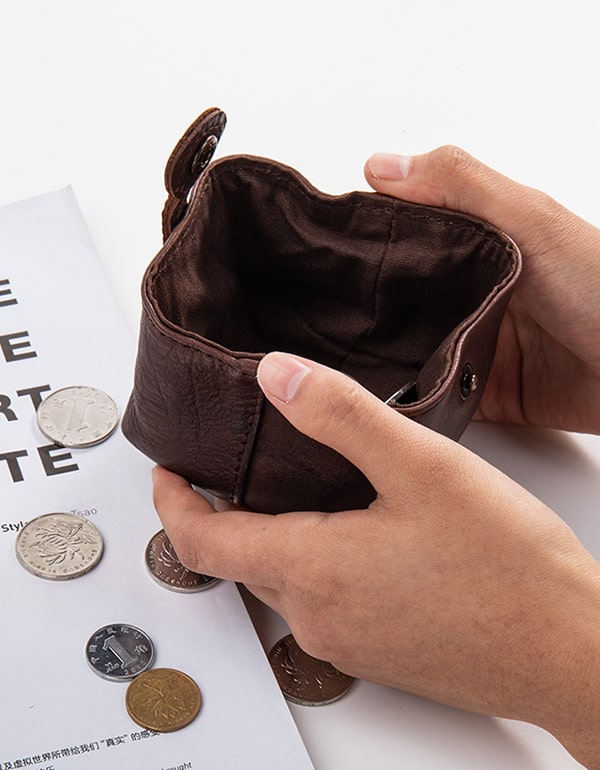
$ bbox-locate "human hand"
[365,147,600,434]
[153,351,600,768]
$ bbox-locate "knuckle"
[428,145,481,212]
[529,188,568,229]
[315,377,368,436]
[433,144,476,178]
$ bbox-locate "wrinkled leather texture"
[122,108,522,514]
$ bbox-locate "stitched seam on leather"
[153,159,515,294]
[203,158,516,260]
[233,390,264,504]
[183,348,258,496]
[145,305,260,373]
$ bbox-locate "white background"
[2,2,600,768]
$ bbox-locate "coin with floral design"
[125,668,202,732]
[268,633,355,706]
[15,512,104,580]
[145,529,220,592]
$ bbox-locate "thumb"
[364,147,600,362]
[256,351,433,499]
[364,145,558,252]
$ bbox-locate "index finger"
[152,465,293,587]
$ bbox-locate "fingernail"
[367,153,412,180]
[257,352,311,404]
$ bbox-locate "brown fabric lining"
[151,156,514,401]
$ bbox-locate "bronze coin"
[145,529,220,592]
[125,668,202,732]
[268,634,355,706]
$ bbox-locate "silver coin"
[15,512,104,580]
[86,623,155,681]
[145,529,221,592]
[36,385,119,448]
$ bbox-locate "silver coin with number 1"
[37,385,119,448]
[85,623,155,681]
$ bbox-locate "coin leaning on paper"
[36,385,119,448]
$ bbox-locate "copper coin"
[145,529,220,592]
[125,668,202,732]
[268,634,355,706]
[15,512,104,580]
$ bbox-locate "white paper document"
[0,189,315,769]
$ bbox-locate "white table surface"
[2,3,600,768]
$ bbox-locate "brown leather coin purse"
[122,108,522,513]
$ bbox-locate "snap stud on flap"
[191,135,219,176]
[460,363,479,399]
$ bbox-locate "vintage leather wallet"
[122,107,522,513]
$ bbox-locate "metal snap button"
[191,134,218,176]
[460,363,478,399]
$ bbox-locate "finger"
[152,465,293,587]
[363,145,568,252]
[256,351,435,498]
